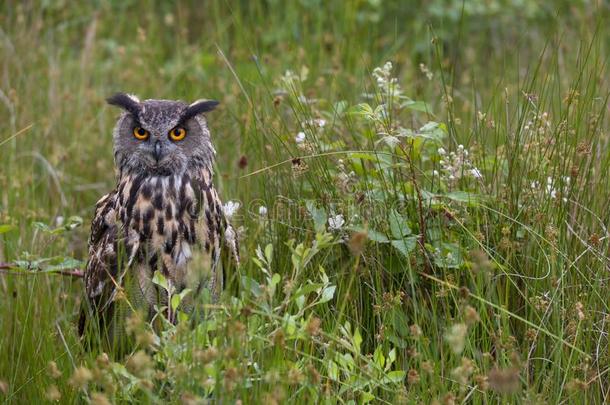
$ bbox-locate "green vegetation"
[1,1,609,403]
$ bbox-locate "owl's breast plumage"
[115,168,223,291]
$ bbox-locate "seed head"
[68,366,93,389]
[348,231,368,255]
[47,361,62,379]
[125,351,153,378]
[194,347,218,364]
[409,324,422,338]
[306,317,322,337]
[90,392,112,405]
[407,369,420,385]
[45,385,61,401]
[487,367,520,393]
[445,323,468,354]
[463,305,480,325]
[307,363,321,385]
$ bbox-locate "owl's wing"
[207,187,240,267]
[78,191,119,336]
[194,168,240,267]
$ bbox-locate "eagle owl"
[79,93,238,343]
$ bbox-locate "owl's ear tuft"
[181,99,219,122]
[107,93,141,117]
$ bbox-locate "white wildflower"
[295,131,306,144]
[470,168,483,179]
[372,61,402,99]
[419,63,433,80]
[437,144,483,187]
[328,214,345,231]
[258,206,268,216]
[223,201,241,219]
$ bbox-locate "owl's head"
[108,93,219,176]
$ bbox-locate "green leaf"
[285,315,297,335]
[401,99,430,113]
[241,276,262,297]
[348,227,389,243]
[171,294,181,311]
[367,229,389,243]
[390,308,411,338]
[327,360,339,381]
[334,100,348,116]
[361,392,375,404]
[43,257,84,272]
[33,222,51,233]
[63,216,83,231]
[348,152,380,162]
[391,237,418,257]
[388,209,411,239]
[306,201,327,233]
[0,224,16,234]
[445,191,484,206]
[387,334,408,349]
[387,348,397,370]
[416,121,447,141]
[271,273,281,287]
[373,346,385,368]
[296,294,305,311]
[264,244,273,264]
[353,328,362,353]
[171,288,192,311]
[152,271,169,292]
[385,370,406,384]
[347,103,374,117]
[320,285,336,303]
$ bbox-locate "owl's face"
[108,93,218,176]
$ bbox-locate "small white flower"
[295,131,306,144]
[438,147,447,156]
[223,201,241,219]
[316,119,326,128]
[258,206,268,216]
[55,216,64,227]
[531,181,540,189]
[433,170,439,176]
[470,168,483,179]
[328,214,345,231]
[457,144,464,151]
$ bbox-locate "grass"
[1,0,609,403]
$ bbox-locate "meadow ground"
[0,1,609,403]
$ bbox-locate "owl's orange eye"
[169,127,186,141]
[133,127,149,140]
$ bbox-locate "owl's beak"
[153,140,163,162]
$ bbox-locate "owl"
[79,93,239,345]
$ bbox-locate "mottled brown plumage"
[79,94,238,342]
